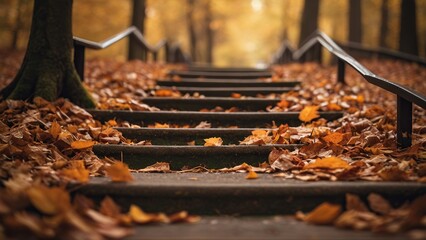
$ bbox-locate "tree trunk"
[399,0,418,55]
[204,0,213,64]
[379,0,389,48]
[299,0,319,46]
[0,0,95,108]
[187,0,197,62]
[299,0,321,62]
[128,0,146,61]
[349,0,362,43]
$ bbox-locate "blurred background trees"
[0,0,425,66]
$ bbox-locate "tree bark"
[299,0,321,62]
[399,0,418,55]
[299,0,320,46]
[0,0,95,108]
[128,0,146,61]
[379,0,389,48]
[187,0,197,62]
[204,0,213,64]
[349,0,362,43]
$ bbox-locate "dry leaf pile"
[296,194,426,239]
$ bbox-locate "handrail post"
[397,96,412,148]
[153,51,158,62]
[74,44,86,81]
[337,58,345,84]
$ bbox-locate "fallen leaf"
[138,162,170,172]
[27,186,70,215]
[49,121,61,139]
[323,132,344,144]
[154,123,170,128]
[299,106,320,122]
[304,202,342,225]
[105,162,134,182]
[245,170,258,179]
[304,157,350,170]
[367,193,393,215]
[71,140,95,150]
[204,137,223,146]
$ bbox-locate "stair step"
[123,215,405,240]
[186,66,270,72]
[160,87,292,97]
[157,79,299,88]
[169,70,272,79]
[76,172,425,215]
[93,144,299,169]
[88,110,343,127]
[141,97,280,111]
[117,127,270,145]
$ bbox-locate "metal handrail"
[293,30,426,148]
[73,26,167,80]
[272,40,295,64]
[340,42,426,66]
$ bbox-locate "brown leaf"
[299,106,320,122]
[27,186,70,214]
[378,166,409,181]
[129,204,168,224]
[303,157,350,170]
[59,160,90,183]
[367,193,393,215]
[105,162,134,182]
[346,194,369,212]
[304,202,342,225]
[138,162,170,172]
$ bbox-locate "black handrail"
[340,42,426,66]
[73,26,167,80]
[293,30,426,148]
[272,40,295,64]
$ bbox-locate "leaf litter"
[0,55,425,238]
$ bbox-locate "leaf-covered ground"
[0,50,425,239]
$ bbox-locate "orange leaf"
[245,170,258,179]
[322,132,344,144]
[304,202,342,225]
[231,93,241,98]
[60,160,89,183]
[154,123,170,128]
[299,106,320,122]
[277,99,290,108]
[128,204,155,224]
[204,137,223,146]
[105,162,134,182]
[327,103,342,111]
[71,140,95,150]
[49,121,61,139]
[155,89,174,97]
[304,157,350,170]
[251,129,268,138]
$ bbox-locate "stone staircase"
[79,66,424,239]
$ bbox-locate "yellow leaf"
[304,202,342,225]
[27,186,70,214]
[105,162,134,182]
[251,129,268,138]
[204,137,223,146]
[71,140,95,150]
[304,157,350,170]
[299,106,320,122]
[322,132,344,144]
[245,170,258,179]
[49,121,61,139]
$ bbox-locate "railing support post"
[397,96,412,148]
[74,44,86,81]
[153,51,158,62]
[337,58,345,84]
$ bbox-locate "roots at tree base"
[0,0,96,109]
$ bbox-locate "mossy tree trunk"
[0,0,95,108]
